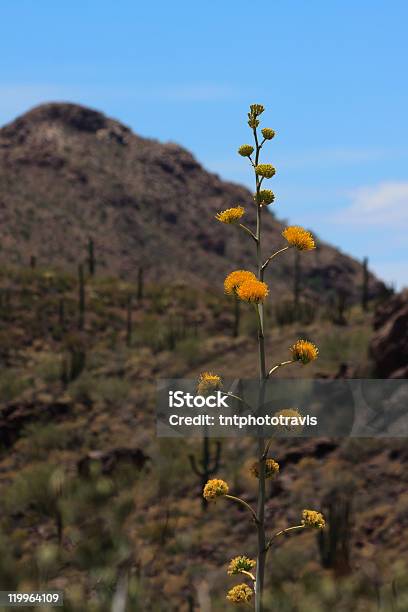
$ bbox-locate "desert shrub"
[0,528,18,588]
[5,463,58,516]
[175,337,203,367]
[69,373,129,407]
[320,328,371,366]
[92,376,130,405]
[275,299,317,326]
[22,422,82,457]
[34,352,63,383]
[0,370,31,402]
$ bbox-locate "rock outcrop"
[370,289,408,377]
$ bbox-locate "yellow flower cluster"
[227,556,256,576]
[247,103,265,128]
[215,206,245,224]
[226,583,254,604]
[302,509,326,529]
[255,189,275,206]
[275,408,302,420]
[261,127,275,140]
[237,279,269,304]
[255,164,276,179]
[197,372,222,396]
[250,459,280,479]
[224,270,256,295]
[273,408,304,433]
[250,104,265,116]
[290,339,319,364]
[238,144,254,157]
[203,479,229,501]
[282,226,315,251]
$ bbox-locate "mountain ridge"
[0,102,384,301]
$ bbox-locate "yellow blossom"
[282,226,315,251]
[255,164,276,179]
[261,128,275,140]
[255,189,275,206]
[250,104,265,116]
[227,556,256,576]
[203,478,229,501]
[236,279,269,304]
[224,270,256,295]
[215,206,245,224]
[247,104,264,129]
[290,339,319,364]
[197,372,222,396]
[250,459,279,479]
[273,408,304,433]
[226,583,254,604]
[238,144,254,157]
[302,509,326,529]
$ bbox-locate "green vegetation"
[0,263,405,610]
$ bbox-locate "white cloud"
[336,181,408,225]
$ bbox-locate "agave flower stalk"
[211,104,321,610]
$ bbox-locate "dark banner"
[156,379,408,437]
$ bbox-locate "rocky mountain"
[0,102,384,300]
[370,289,408,378]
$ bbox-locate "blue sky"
[1,1,407,288]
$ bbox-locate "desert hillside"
[0,103,384,302]
[0,104,406,611]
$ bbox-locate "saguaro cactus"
[58,297,65,329]
[137,266,144,302]
[88,238,95,277]
[336,287,348,325]
[318,494,352,576]
[126,294,133,347]
[61,333,86,384]
[189,437,221,511]
[78,264,85,330]
[362,256,369,312]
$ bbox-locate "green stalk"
[253,122,267,612]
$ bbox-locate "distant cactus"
[58,297,65,329]
[61,333,86,383]
[189,437,221,510]
[362,256,369,312]
[137,266,144,302]
[166,316,177,351]
[88,238,95,276]
[78,264,85,329]
[318,494,352,576]
[126,294,133,347]
[336,288,348,325]
[187,594,195,612]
